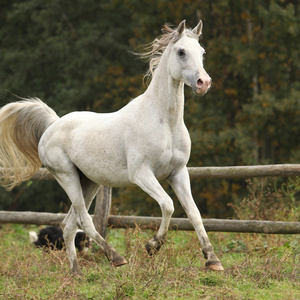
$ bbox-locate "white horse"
[0,20,224,274]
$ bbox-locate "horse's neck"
[144,52,185,127]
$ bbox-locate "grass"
[0,223,299,299]
[1,178,299,299]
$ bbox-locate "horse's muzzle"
[195,76,212,95]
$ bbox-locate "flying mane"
[140,24,199,79]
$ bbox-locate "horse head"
[168,20,211,95]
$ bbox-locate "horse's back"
[38,110,133,186]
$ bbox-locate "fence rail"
[0,211,299,234]
[31,164,300,180]
[187,164,300,179]
[1,164,300,236]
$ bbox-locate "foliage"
[229,177,300,222]
[0,0,300,217]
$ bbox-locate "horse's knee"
[72,210,95,234]
[162,200,174,217]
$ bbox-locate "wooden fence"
[1,211,299,234]
[1,164,300,236]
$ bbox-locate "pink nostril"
[197,78,203,88]
[197,77,212,89]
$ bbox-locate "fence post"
[93,186,112,239]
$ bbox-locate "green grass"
[0,224,299,299]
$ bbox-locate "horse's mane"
[140,24,198,79]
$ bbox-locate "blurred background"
[0,0,299,219]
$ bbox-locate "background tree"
[0,0,299,218]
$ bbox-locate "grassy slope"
[0,224,299,299]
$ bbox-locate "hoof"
[205,261,224,271]
[145,235,165,256]
[105,245,127,267]
[70,260,83,277]
[111,255,128,267]
[70,267,83,277]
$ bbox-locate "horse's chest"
[153,137,190,179]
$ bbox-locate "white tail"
[0,98,59,190]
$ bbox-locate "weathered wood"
[0,211,66,226]
[93,186,112,238]
[2,165,300,235]
[188,164,300,179]
[108,216,300,234]
[21,165,300,236]
[16,164,300,181]
[1,211,299,234]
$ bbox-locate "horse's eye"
[178,49,185,57]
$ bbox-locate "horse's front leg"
[168,167,224,271]
[131,169,174,255]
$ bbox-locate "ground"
[0,223,299,299]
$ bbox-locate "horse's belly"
[87,170,134,187]
[71,153,133,187]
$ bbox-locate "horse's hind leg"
[52,167,127,271]
[61,176,100,275]
[62,206,81,274]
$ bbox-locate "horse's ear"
[192,20,203,37]
[177,20,186,35]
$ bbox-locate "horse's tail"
[0,98,59,190]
